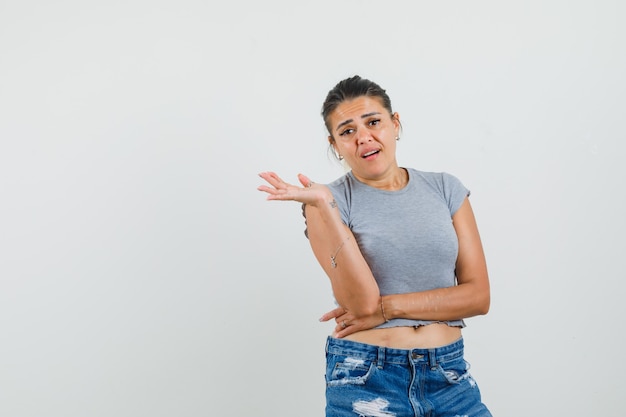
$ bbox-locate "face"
[327,96,401,184]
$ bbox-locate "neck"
[354,167,408,191]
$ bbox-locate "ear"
[392,112,401,135]
[328,135,336,149]
[328,136,343,160]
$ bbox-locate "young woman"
[258,75,492,417]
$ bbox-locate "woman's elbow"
[475,289,491,316]
[343,294,381,318]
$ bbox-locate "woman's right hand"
[257,171,332,207]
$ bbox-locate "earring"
[395,136,400,141]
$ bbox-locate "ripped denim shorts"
[324,336,492,417]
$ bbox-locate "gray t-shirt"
[321,168,469,329]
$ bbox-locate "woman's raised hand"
[257,172,331,207]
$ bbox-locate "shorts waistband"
[325,336,464,367]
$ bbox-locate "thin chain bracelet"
[330,236,350,268]
[380,296,389,322]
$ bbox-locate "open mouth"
[362,149,380,159]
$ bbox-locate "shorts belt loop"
[428,349,437,369]
[377,346,385,369]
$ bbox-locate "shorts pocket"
[326,353,375,387]
[437,356,472,385]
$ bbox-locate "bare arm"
[258,172,384,319]
[323,197,490,337]
[304,201,381,317]
[383,197,490,320]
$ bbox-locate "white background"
[1,1,625,416]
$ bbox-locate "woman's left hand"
[319,305,385,338]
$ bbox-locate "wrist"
[316,192,338,211]
[380,296,390,322]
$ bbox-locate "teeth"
[363,150,378,157]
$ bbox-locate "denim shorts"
[325,336,492,417]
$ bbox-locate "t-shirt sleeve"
[441,172,470,216]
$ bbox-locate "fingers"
[258,172,287,189]
[258,171,325,206]
[258,172,314,195]
[259,172,315,189]
[333,320,348,335]
[333,320,361,338]
[297,173,314,188]
[319,306,345,322]
[319,307,355,336]
[257,172,295,201]
[333,314,354,334]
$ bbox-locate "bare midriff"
[343,323,462,349]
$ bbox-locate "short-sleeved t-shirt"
[320,168,470,329]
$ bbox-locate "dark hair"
[321,75,394,137]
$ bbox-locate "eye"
[368,119,381,126]
[339,128,354,137]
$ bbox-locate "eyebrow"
[335,112,382,132]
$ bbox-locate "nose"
[356,129,373,144]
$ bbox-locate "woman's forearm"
[381,197,491,323]
[305,199,381,317]
[382,280,490,322]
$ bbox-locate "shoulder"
[326,172,351,189]
[326,172,359,201]
[407,168,464,189]
[407,168,469,214]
